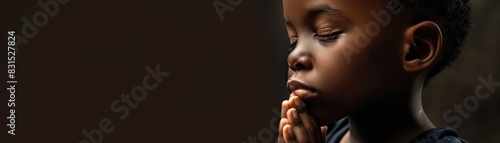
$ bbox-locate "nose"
[287,43,313,71]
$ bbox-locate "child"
[278,0,471,142]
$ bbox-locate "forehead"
[283,0,386,25]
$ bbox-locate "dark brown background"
[1,0,499,142]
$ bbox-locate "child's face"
[284,0,407,125]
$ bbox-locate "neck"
[342,81,435,143]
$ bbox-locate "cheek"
[311,36,395,116]
[314,39,375,100]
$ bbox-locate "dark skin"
[278,0,445,143]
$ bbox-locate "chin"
[309,105,347,126]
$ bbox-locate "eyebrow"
[284,5,349,26]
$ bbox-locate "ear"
[402,21,443,73]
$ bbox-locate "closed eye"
[314,31,342,42]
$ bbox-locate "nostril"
[294,62,307,70]
[287,48,313,71]
[288,57,312,71]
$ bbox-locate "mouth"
[287,79,318,99]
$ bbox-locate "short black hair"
[400,0,472,84]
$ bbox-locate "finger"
[287,108,312,143]
[321,126,328,143]
[281,100,290,118]
[278,118,289,143]
[290,97,322,143]
[283,125,296,143]
[286,108,300,126]
[287,96,305,110]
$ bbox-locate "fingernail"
[294,98,301,107]
[287,127,293,135]
[292,110,298,119]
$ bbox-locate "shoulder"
[409,126,468,143]
[325,119,468,143]
[326,117,349,143]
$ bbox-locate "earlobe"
[402,21,442,73]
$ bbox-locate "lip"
[287,79,318,99]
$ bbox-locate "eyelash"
[314,31,342,42]
[288,31,342,52]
